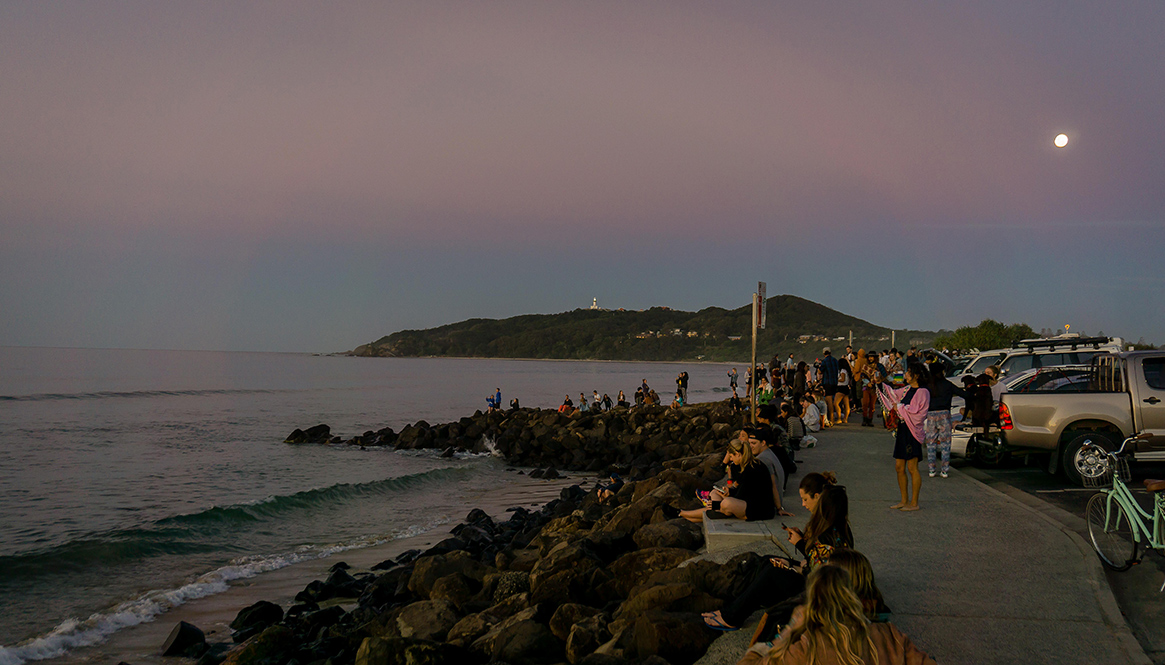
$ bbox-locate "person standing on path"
[819,348,839,424]
[728,367,738,391]
[879,363,930,511]
[785,353,797,385]
[924,364,965,478]
[835,358,852,425]
[860,352,884,427]
[792,361,809,406]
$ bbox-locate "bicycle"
[1082,432,1165,591]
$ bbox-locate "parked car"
[963,351,1165,485]
[955,335,1125,380]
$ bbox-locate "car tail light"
[999,402,1013,430]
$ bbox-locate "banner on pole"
[757,281,766,329]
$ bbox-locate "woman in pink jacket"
[878,364,930,511]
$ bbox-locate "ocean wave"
[0,388,305,402]
[0,521,449,665]
[0,466,470,580]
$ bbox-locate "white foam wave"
[0,523,446,665]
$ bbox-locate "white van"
[956,335,1124,379]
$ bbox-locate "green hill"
[348,295,938,362]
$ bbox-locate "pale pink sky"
[1,2,1162,350]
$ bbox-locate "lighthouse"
[590,298,598,310]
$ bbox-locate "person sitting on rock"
[509,397,520,410]
[749,564,936,665]
[743,427,794,517]
[800,394,822,432]
[671,389,685,409]
[702,473,852,631]
[617,390,629,408]
[729,387,743,412]
[743,548,891,660]
[677,435,775,524]
[558,395,574,414]
[595,472,624,503]
[485,388,501,411]
[579,392,589,412]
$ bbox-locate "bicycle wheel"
[1086,493,1138,571]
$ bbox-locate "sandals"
[703,612,739,632]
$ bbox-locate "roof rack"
[1011,336,1114,351]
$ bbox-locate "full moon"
[1054,133,1069,148]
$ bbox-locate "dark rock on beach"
[162,621,208,658]
[228,600,283,643]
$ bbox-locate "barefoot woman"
[879,363,930,511]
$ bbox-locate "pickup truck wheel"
[1064,433,1115,487]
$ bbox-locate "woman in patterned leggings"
[924,363,967,478]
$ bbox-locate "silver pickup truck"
[971,350,1165,485]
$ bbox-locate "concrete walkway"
[696,424,1150,665]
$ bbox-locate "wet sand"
[44,474,587,665]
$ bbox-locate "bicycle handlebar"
[1101,431,1153,460]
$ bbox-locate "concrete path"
[696,424,1150,665]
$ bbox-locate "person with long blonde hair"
[763,565,937,665]
[679,433,775,523]
[743,549,889,658]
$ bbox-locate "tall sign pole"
[750,282,766,425]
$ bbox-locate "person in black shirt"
[679,435,775,523]
[924,363,967,478]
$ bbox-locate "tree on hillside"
[933,319,1036,351]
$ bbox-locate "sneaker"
[928,471,936,478]
[941,471,949,478]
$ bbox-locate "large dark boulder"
[633,611,715,665]
[408,551,490,599]
[482,619,562,665]
[603,548,694,598]
[355,636,471,665]
[161,621,207,658]
[632,519,704,551]
[358,565,415,609]
[394,599,461,641]
[221,625,296,665]
[549,603,603,641]
[615,583,720,619]
[565,616,612,664]
[429,572,478,610]
[228,600,283,643]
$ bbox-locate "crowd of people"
[680,347,967,662]
[679,413,937,664]
[550,372,697,415]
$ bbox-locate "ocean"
[0,347,734,664]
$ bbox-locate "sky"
[1,1,1162,352]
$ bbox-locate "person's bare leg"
[891,459,907,508]
[679,507,708,523]
[720,497,748,519]
[902,458,922,510]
